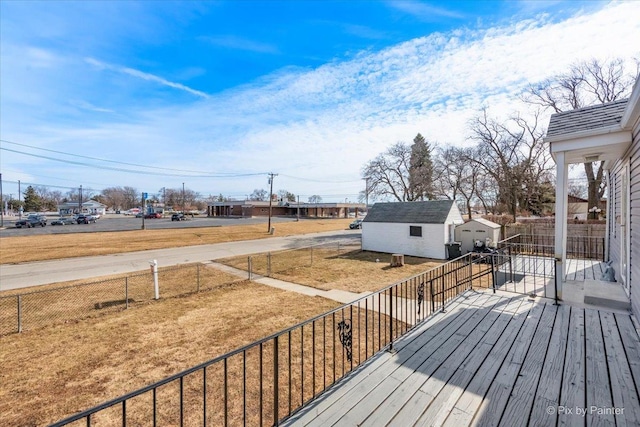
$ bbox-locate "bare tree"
[524,57,639,209]
[250,189,268,201]
[468,109,552,221]
[308,195,322,203]
[434,146,480,218]
[361,142,413,202]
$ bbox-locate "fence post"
[17,295,22,333]
[150,259,159,299]
[468,255,473,290]
[248,256,252,280]
[125,277,129,309]
[310,246,313,267]
[267,253,272,277]
[197,264,200,293]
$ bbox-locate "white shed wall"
[362,222,447,259]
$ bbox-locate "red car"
[144,212,162,219]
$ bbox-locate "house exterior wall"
[361,223,447,259]
[608,115,640,316]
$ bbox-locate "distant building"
[57,201,107,216]
[207,200,365,218]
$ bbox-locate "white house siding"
[609,117,640,316]
[361,222,447,259]
[629,121,640,316]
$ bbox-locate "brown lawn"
[0,218,352,264]
[0,281,341,426]
[220,246,446,293]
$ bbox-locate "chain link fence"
[245,242,359,279]
[0,263,244,336]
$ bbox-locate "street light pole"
[182,182,185,214]
[267,172,277,232]
[18,180,21,219]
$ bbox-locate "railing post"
[468,255,473,290]
[388,287,394,351]
[125,277,129,309]
[267,253,272,277]
[273,336,279,425]
[248,256,252,280]
[310,246,313,267]
[197,264,200,292]
[490,255,496,293]
[430,279,435,314]
[17,295,22,333]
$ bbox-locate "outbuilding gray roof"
[546,99,628,138]
[363,200,455,224]
[467,218,501,229]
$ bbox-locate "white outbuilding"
[361,200,464,260]
[454,218,502,254]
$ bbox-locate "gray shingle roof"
[546,99,628,138]
[363,200,455,224]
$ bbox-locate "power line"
[0,147,267,178]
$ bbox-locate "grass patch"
[0,281,341,426]
[0,219,353,264]
[220,246,445,293]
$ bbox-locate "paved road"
[0,229,361,291]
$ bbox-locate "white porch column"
[554,151,568,300]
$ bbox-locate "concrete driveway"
[0,230,361,291]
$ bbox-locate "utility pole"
[0,173,3,228]
[296,195,300,221]
[182,182,185,213]
[18,180,21,219]
[79,185,83,213]
[267,172,277,232]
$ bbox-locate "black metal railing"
[500,233,605,261]
[50,253,497,427]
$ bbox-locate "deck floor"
[282,290,640,427]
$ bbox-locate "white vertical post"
[150,259,159,299]
[554,151,568,300]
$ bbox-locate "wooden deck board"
[298,292,488,427]
[281,290,640,427]
[354,295,505,427]
[384,297,517,427]
[469,301,547,427]
[413,297,527,427]
[600,312,640,427]
[529,303,571,427]
[585,309,614,427]
[497,302,557,427]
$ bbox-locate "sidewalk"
[205,261,370,304]
[0,229,360,291]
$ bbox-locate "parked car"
[76,214,97,224]
[51,217,76,226]
[349,219,363,229]
[15,214,47,228]
[171,213,187,221]
[145,212,162,219]
[135,212,144,218]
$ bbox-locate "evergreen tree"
[408,133,434,200]
[23,186,43,212]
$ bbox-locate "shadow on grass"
[328,250,441,266]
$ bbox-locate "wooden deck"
[282,290,640,427]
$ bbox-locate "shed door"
[473,228,487,244]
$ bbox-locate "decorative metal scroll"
[417,282,425,315]
[337,319,353,361]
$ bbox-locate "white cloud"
[2,2,640,201]
[201,35,280,54]
[85,57,210,99]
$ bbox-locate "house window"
[410,226,422,237]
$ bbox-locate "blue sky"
[1,1,639,204]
